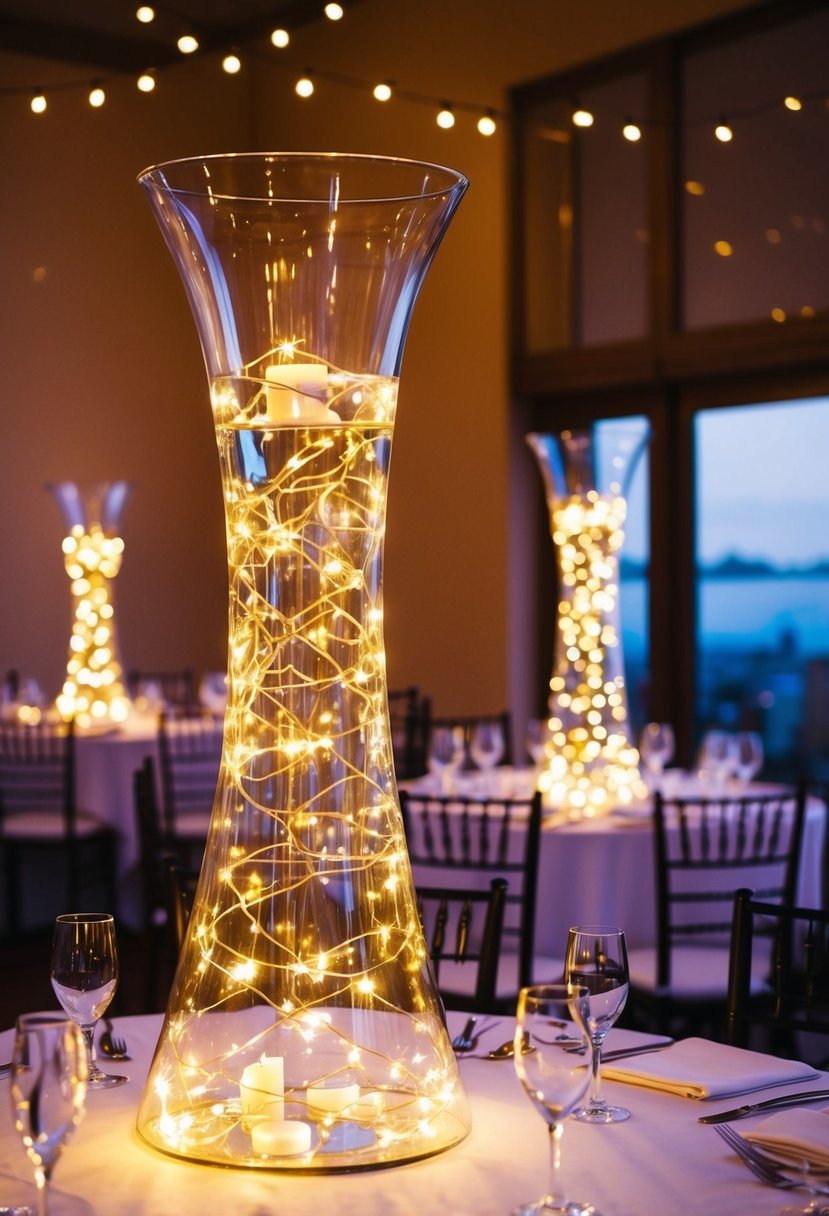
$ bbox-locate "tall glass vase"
[49,480,132,729]
[136,154,468,1170]
[526,426,649,821]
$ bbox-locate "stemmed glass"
[525,717,551,769]
[733,730,763,785]
[428,725,466,792]
[469,721,505,787]
[50,913,127,1089]
[638,722,675,793]
[564,925,630,1124]
[697,730,737,792]
[512,983,600,1216]
[10,1012,87,1216]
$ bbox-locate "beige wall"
[0,0,755,733]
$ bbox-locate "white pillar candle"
[251,1119,312,1156]
[240,1058,284,1123]
[306,1082,361,1118]
[264,363,339,424]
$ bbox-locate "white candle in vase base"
[306,1082,361,1118]
[264,363,340,424]
[240,1057,284,1124]
[251,1119,312,1157]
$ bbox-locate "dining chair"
[400,787,551,1011]
[626,782,807,1038]
[726,887,829,1064]
[416,878,508,1015]
[164,858,201,952]
[156,709,222,865]
[387,685,430,779]
[126,668,198,713]
[0,718,118,938]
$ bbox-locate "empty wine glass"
[50,913,127,1089]
[525,717,551,769]
[564,925,630,1124]
[697,730,737,793]
[733,730,763,784]
[10,1012,87,1216]
[469,720,505,784]
[513,983,599,1216]
[427,725,465,792]
[638,722,675,792]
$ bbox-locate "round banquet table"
[0,1011,827,1216]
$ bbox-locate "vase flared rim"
[137,151,469,205]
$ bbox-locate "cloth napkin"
[746,1108,829,1169]
[601,1036,819,1099]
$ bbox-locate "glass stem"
[35,1167,48,1216]
[546,1120,565,1208]
[588,1038,605,1110]
[81,1024,97,1074]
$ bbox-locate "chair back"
[127,668,197,713]
[165,859,201,951]
[416,878,508,1014]
[0,718,75,833]
[653,783,807,987]
[400,787,541,991]
[726,887,829,1056]
[157,710,222,844]
[388,686,429,779]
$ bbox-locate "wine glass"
[638,722,675,792]
[469,720,505,787]
[50,913,127,1089]
[697,730,737,793]
[427,725,465,792]
[512,983,599,1216]
[525,717,551,768]
[564,925,630,1124]
[733,730,763,784]
[10,1012,87,1216]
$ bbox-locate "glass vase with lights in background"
[135,153,468,1171]
[526,424,650,822]
[49,481,132,731]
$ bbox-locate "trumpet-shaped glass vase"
[136,153,468,1170]
[49,480,132,729]
[527,426,649,821]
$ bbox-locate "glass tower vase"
[136,154,468,1170]
[526,426,649,821]
[49,480,132,729]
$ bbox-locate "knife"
[566,1041,673,1061]
[698,1087,829,1123]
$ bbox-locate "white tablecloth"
[0,1011,826,1215]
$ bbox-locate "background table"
[1,1011,826,1215]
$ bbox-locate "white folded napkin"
[602,1036,819,1099]
[746,1108,829,1169]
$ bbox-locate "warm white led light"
[715,120,733,142]
[178,34,199,54]
[324,3,344,18]
[373,82,392,102]
[30,92,47,114]
[296,76,314,98]
[222,53,242,74]
[477,112,496,136]
[784,95,802,111]
[136,5,155,22]
[89,86,106,108]
[623,121,641,141]
[436,106,454,129]
[137,72,156,93]
[572,108,593,127]
[270,27,289,47]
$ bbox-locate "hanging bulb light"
[622,120,642,142]
[714,117,733,142]
[324,3,344,18]
[784,95,802,111]
[222,52,242,75]
[437,104,455,129]
[30,90,47,114]
[572,106,594,128]
[373,81,392,102]
[135,5,155,22]
[271,28,289,48]
[296,74,314,98]
[89,84,106,108]
[177,34,199,54]
[137,70,156,93]
[477,110,497,136]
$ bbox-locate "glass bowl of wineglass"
[733,730,763,785]
[427,725,466,793]
[564,925,630,1124]
[638,722,675,793]
[50,913,127,1090]
[470,720,506,790]
[513,983,601,1216]
[10,1011,87,1216]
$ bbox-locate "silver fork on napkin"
[715,1122,829,1196]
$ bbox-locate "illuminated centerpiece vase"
[50,480,131,729]
[526,427,649,821]
[136,154,469,1170]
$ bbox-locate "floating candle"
[264,363,339,424]
[306,1082,361,1118]
[240,1057,284,1124]
[251,1119,312,1156]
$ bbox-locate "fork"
[98,1018,131,1060]
[452,1016,498,1053]
[714,1122,829,1196]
